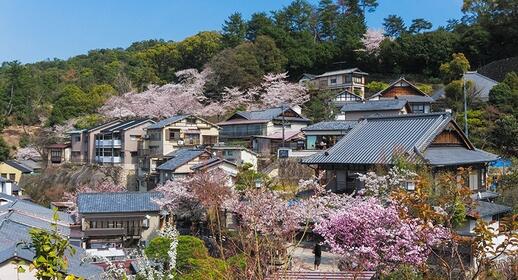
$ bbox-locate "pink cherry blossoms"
[314,197,450,272]
[361,29,385,54]
[99,69,309,119]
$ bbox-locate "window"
[149,131,161,141]
[73,135,80,142]
[202,135,218,145]
[143,218,150,228]
[352,76,363,84]
[411,104,425,113]
[185,133,200,145]
[469,170,480,191]
[223,150,235,157]
[1,173,7,179]
[168,129,180,140]
[129,135,140,141]
[186,118,197,124]
[330,78,337,84]
[9,174,16,181]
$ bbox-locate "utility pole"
[281,104,286,148]
[468,73,469,138]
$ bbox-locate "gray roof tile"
[302,113,468,166]
[77,192,163,214]
[424,147,498,166]
[147,115,189,129]
[157,149,207,171]
[302,121,357,131]
[468,201,512,218]
[340,100,409,112]
[5,160,33,173]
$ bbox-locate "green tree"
[303,90,337,122]
[383,15,406,37]
[222,12,247,48]
[491,115,518,157]
[25,209,79,280]
[49,85,91,125]
[488,72,518,114]
[145,236,172,263]
[177,31,223,70]
[439,53,471,83]
[408,18,432,34]
[246,12,274,41]
[317,0,339,40]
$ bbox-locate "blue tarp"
[490,158,512,168]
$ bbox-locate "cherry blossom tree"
[15,146,40,160]
[99,68,309,119]
[361,29,385,54]
[314,197,450,273]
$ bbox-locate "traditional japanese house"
[301,121,357,150]
[337,99,411,121]
[77,192,166,248]
[218,107,310,144]
[369,77,434,113]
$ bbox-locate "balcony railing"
[95,156,122,164]
[83,228,127,237]
[95,139,122,147]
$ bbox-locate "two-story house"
[218,106,310,144]
[94,119,155,169]
[77,192,166,249]
[337,99,411,121]
[369,77,434,113]
[137,115,220,191]
[301,68,368,96]
[68,120,122,164]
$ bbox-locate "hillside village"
[0,0,517,279]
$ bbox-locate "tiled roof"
[301,113,455,165]
[4,160,33,173]
[191,158,237,171]
[424,147,498,166]
[147,115,189,129]
[395,95,435,103]
[233,107,308,121]
[340,100,409,112]
[468,201,512,218]
[77,192,163,214]
[100,119,154,133]
[314,68,369,78]
[157,149,208,171]
[302,121,358,131]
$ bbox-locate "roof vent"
[324,151,329,156]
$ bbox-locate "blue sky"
[0,0,464,63]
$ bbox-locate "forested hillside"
[0,0,516,155]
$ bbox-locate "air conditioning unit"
[277,148,292,159]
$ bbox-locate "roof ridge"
[363,112,449,120]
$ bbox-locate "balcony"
[95,156,122,164]
[95,139,122,147]
[83,228,127,237]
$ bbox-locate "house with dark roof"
[77,192,166,248]
[0,160,33,183]
[302,121,357,150]
[251,130,305,156]
[137,115,220,191]
[155,148,238,185]
[0,194,102,279]
[337,99,411,121]
[218,106,310,143]
[302,113,510,239]
[369,77,434,113]
[302,113,498,194]
[300,68,368,96]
